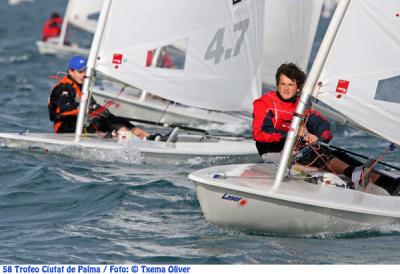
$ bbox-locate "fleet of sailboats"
[5,0,400,235]
[34,0,324,128]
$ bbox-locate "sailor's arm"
[304,109,333,143]
[57,90,79,117]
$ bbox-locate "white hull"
[36,41,89,57]
[91,87,251,127]
[0,133,259,165]
[8,0,34,5]
[189,163,400,235]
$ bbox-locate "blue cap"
[67,55,87,71]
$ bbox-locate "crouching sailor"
[48,55,169,141]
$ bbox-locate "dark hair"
[275,63,306,91]
[51,12,61,19]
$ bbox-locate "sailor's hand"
[304,133,318,145]
[299,127,308,137]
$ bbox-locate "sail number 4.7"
[205,19,249,64]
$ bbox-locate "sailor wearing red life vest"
[42,13,63,42]
[252,63,332,156]
[251,63,400,195]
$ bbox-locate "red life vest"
[252,91,333,145]
[252,91,298,143]
[42,17,63,41]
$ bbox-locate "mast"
[58,0,72,47]
[274,0,351,186]
[74,0,112,142]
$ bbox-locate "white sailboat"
[36,0,103,56]
[1,0,265,164]
[91,0,323,127]
[8,0,34,5]
[189,0,400,235]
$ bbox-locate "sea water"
[1,0,400,264]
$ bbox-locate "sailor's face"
[69,69,86,84]
[277,74,299,100]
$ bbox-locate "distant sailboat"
[8,0,34,5]
[36,0,103,56]
[189,0,400,235]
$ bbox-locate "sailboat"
[0,0,265,164]
[91,0,324,127]
[36,0,103,56]
[32,0,249,128]
[8,0,34,5]
[189,0,400,235]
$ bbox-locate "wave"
[0,54,30,64]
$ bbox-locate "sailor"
[48,55,167,140]
[41,13,63,42]
[253,63,332,157]
[252,63,400,195]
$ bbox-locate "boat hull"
[189,163,400,235]
[36,41,89,57]
[0,133,260,165]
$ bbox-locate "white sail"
[315,0,400,146]
[66,0,103,33]
[262,0,323,87]
[94,0,264,112]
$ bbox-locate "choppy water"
[1,0,400,264]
